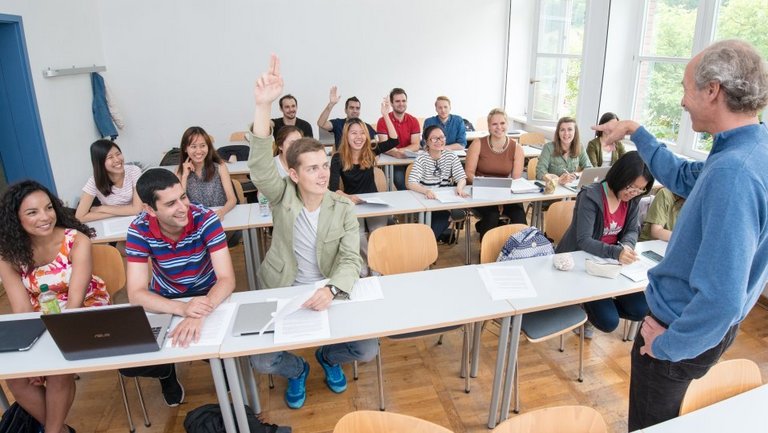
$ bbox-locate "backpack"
[497,226,554,262]
[184,403,289,433]
[0,403,41,433]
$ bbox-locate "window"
[527,0,587,124]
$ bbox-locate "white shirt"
[273,155,289,178]
[82,164,141,205]
[601,149,613,167]
[292,206,324,285]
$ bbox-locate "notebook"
[41,305,172,361]
[231,301,278,336]
[0,318,46,352]
[565,166,611,192]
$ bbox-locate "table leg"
[471,321,483,377]
[488,315,511,428]
[464,211,471,265]
[243,229,257,290]
[241,357,261,414]
[209,358,236,433]
[533,202,544,230]
[418,211,425,224]
[499,315,523,422]
[425,211,432,227]
[386,165,394,191]
[224,357,251,433]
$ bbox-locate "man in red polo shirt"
[376,87,421,190]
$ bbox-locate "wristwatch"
[326,284,349,300]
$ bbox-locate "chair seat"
[521,306,587,341]
[389,324,463,340]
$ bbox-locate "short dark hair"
[595,112,619,138]
[279,94,297,109]
[389,88,407,103]
[285,138,325,170]
[345,96,361,110]
[136,169,181,209]
[605,151,654,197]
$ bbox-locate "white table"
[159,161,250,176]
[639,383,768,433]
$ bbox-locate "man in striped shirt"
[122,168,236,406]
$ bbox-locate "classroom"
[1,1,767,433]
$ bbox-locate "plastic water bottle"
[259,195,270,217]
[39,284,61,315]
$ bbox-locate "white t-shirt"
[82,164,141,205]
[292,206,324,285]
[601,149,613,167]
[273,155,289,178]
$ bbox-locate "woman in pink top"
[75,139,142,222]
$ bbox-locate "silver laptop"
[472,177,513,199]
[231,301,278,336]
[566,166,611,192]
[41,305,172,360]
[0,318,46,352]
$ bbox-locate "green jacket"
[535,141,592,180]
[247,133,361,293]
[586,137,626,167]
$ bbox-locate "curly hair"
[0,180,95,270]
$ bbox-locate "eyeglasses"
[429,136,447,144]
[624,185,647,195]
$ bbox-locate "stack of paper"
[165,302,237,347]
[434,190,467,203]
[510,178,540,194]
[477,265,537,300]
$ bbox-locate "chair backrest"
[527,157,538,181]
[333,410,453,433]
[229,131,247,142]
[217,145,250,162]
[475,116,489,132]
[231,179,246,204]
[374,167,387,192]
[519,132,546,146]
[679,358,763,415]
[91,244,126,299]
[159,148,181,166]
[416,116,425,130]
[491,405,607,433]
[480,224,529,264]
[368,224,437,275]
[544,200,575,245]
[404,163,414,186]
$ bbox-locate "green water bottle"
[39,284,61,315]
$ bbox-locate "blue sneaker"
[285,360,309,409]
[315,348,347,393]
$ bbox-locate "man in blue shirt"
[316,86,377,149]
[423,96,467,149]
[596,39,768,430]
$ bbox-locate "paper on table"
[360,197,389,206]
[258,288,316,335]
[103,216,137,236]
[477,265,537,300]
[434,190,467,203]
[332,276,384,305]
[164,302,237,347]
[510,178,540,194]
[273,299,330,344]
[620,258,656,282]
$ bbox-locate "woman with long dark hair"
[75,139,142,222]
[0,180,110,433]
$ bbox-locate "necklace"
[488,136,509,154]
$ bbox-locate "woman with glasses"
[465,108,526,239]
[536,116,592,184]
[556,151,654,338]
[407,125,469,240]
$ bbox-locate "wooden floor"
[2,226,768,433]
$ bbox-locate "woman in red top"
[556,151,654,337]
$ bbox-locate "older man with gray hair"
[595,39,768,430]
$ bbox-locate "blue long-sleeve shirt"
[631,124,768,361]
[423,114,467,147]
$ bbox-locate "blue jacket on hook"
[91,72,118,140]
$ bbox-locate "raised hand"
[592,119,640,146]
[253,54,284,106]
[380,97,391,116]
[329,86,341,104]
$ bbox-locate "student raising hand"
[253,54,284,137]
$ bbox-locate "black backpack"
[184,404,289,433]
[0,403,41,433]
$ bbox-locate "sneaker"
[285,360,309,409]
[573,322,595,339]
[315,348,347,393]
[159,365,185,407]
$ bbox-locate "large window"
[528,0,587,123]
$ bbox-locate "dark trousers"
[474,204,526,238]
[119,363,173,378]
[583,292,648,333]
[628,317,739,431]
[393,166,407,191]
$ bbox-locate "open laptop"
[0,318,46,352]
[231,301,278,336]
[472,177,513,200]
[566,166,611,192]
[41,305,172,360]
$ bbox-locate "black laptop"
[41,305,172,360]
[0,318,46,352]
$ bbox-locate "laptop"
[472,177,513,200]
[566,166,611,192]
[41,305,172,360]
[0,318,46,352]
[231,301,278,336]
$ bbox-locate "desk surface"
[375,146,540,167]
[411,185,576,212]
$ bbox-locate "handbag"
[497,226,554,262]
[0,402,42,433]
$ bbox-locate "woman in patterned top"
[75,139,142,222]
[407,125,469,239]
[176,126,237,222]
[0,180,110,433]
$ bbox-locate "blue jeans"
[250,338,379,379]
[393,166,407,191]
[628,316,738,430]
[583,292,648,332]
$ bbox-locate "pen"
[617,241,633,250]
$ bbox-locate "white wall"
[1,0,105,206]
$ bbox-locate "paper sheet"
[274,298,330,344]
[510,178,540,194]
[103,216,137,236]
[332,276,384,305]
[477,265,537,300]
[434,190,467,203]
[360,197,388,206]
[164,302,237,347]
[621,258,656,282]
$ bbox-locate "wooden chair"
[518,132,546,147]
[367,224,471,409]
[229,131,247,142]
[479,225,586,413]
[491,405,607,433]
[526,157,538,181]
[333,410,453,433]
[92,244,151,432]
[543,200,575,246]
[374,166,388,192]
[404,162,414,186]
[231,179,246,204]
[679,358,763,415]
